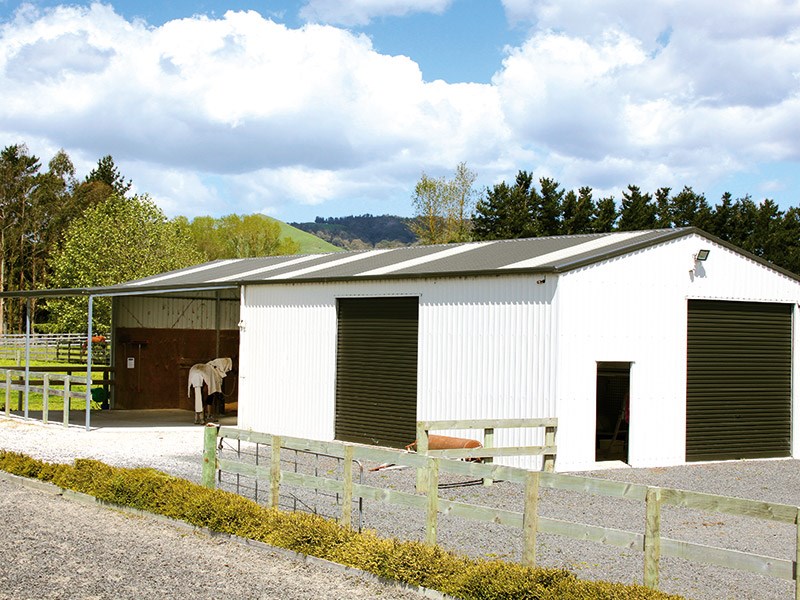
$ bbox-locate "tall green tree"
[472,171,537,240]
[670,186,713,229]
[708,192,735,240]
[186,214,300,259]
[728,196,759,250]
[22,150,82,327]
[561,186,596,235]
[752,198,784,260]
[409,162,477,244]
[0,144,42,333]
[654,187,672,228]
[536,177,563,236]
[448,162,478,242]
[778,207,800,274]
[592,196,618,232]
[617,185,657,231]
[85,155,132,197]
[46,195,203,332]
[409,172,449,245]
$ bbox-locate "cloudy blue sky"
[1,0,799,223]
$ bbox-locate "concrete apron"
[2,408,237,430]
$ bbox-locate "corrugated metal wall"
[116,294,239,330]
[417,276,557,469]
[556,234,800,471]
[238,275,558,467]
[237,284,338,441]
[237,233,800,472]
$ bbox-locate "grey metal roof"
[4,227,797,299]
[110,228,693,291]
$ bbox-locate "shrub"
[0,451,683,600]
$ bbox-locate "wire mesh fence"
[216,435,365,531]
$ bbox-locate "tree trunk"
[0,225,5,336]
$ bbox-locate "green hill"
[290,214,416,249]
[276,220,343,254]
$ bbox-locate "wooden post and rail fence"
[2,368,114,427]
[414,417,557,491]
[203,424,800,597]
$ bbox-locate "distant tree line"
[292,214,416,249]
[410,167,800,275]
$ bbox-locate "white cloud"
[502,0,800,45]
[490,0,800,198]
[494,29,647,159]
[299,0,452,26]
[1,1,800,222]
[131,164,223,216]
[0,3,512,218]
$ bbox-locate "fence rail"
[2,368,113,427]
[0,334,110,365]
[415,417,557,490]
[203,426,800,597]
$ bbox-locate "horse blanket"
[188,357,233,412]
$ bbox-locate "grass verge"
[0,360,107,411]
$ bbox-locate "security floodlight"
[694,249,710,262]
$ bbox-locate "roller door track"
[335,297,419,448]
[686,300,792,461]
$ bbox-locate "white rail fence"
[0,334,110,364]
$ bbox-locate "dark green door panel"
[335,297,419,448]
[686,300,792,461]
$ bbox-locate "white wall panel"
[555,234,800,471]
[416,276,557,469]
[116,295,239,330]
[237,284,338,440]
[238,276,558,468]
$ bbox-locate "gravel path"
[0,479,424,600]
[1,415,798,600]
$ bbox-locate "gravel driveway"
[1,414,798,600]
[0,478,425,600]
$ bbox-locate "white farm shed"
[73,228,800,470]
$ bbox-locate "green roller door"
[687,300,792,461]
[335,297,419,448]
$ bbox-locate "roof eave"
[0,282,239,299]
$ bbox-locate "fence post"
[483,427,494,486]
[415,422,429,493]
[795,507,800,600]
[270,435,282,509]
[42,374,49,424]
[644,486,662,589]
[522,470,541,567]
[341,444,354,529]
[62,376,71,427]
[544,425,556,472]
[4,370,9,416]
[425,457,439,545]
[201,424,218,488]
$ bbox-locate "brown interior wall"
[114,327,239,410]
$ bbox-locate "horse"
[187,357,233,424]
